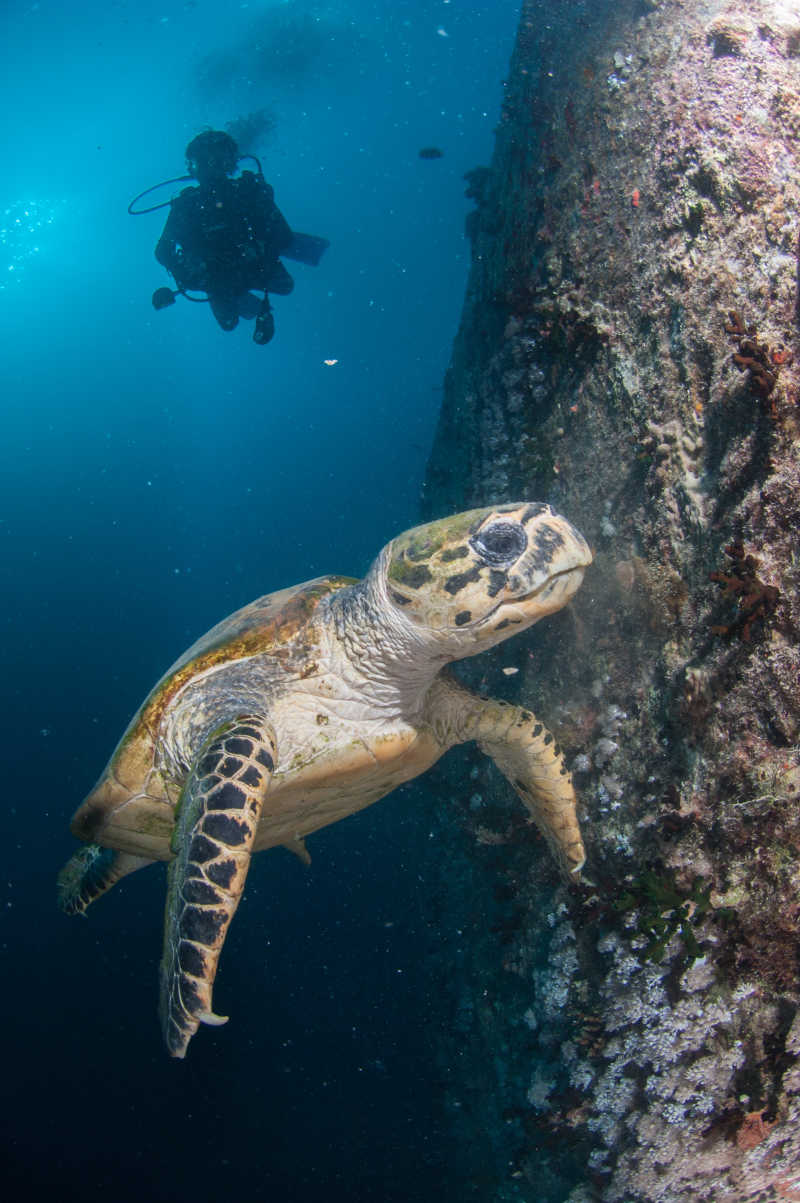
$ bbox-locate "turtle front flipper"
[475,699,585,876]
[159,716,277,1058]
[440,681,585,877]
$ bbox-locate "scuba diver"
[142,129,326,346]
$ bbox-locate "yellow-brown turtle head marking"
[377,502,592,656]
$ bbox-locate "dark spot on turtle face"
[206,858,237,890]
[544,732,553,746]
[181,905,226,945]
[405,537,434,562]
[559,765,568,776]
[454,610,472,626]
[444,564,482,595]
[239,765,262,788]
[189,834,217,864]
[202,812,249,846]
[470,521,528,567]
[389,589,412,606]
[178,940,207,978]
[401,563,434,589]
[553,742,562,756]
[487,568,508,598]
[529,524,566,570]
[208,782,247,810]
[256,748,274,772]
[226,737,253,757]
[440,545,469,562]
[532,724,543,738]
[521,503,549,524]
[182,877,221,906]
[540,524,565,550]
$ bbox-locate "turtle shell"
[70,576,355,857]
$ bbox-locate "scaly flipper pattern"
[159,716,276,1057]
[57,846,152,915]
[436,679,585,876]
[472,698,585,875]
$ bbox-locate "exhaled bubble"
[0,198,59,287]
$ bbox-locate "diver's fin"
[282,232,329,266]
[237,292,262,319]
[152,286,177,310]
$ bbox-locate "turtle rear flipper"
[159,717,276,1058]
[57,846,152,915]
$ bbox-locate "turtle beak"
[495,517,591,616]
[497,563,588,625]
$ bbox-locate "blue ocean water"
[1,1,519,1197]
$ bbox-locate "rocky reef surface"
[422,1,800,1198]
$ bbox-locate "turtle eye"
[470,521,527,566]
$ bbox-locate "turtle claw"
[198,1010,229,1027]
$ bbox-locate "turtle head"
[376,503,592,657]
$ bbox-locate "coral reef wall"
[422,1,800,1199]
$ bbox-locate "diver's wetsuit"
[155,171,294,332]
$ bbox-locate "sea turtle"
[58,502,592,1058]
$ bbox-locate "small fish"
[419,147,444,160]
[323,359,338,366]
[501,666,519,676]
